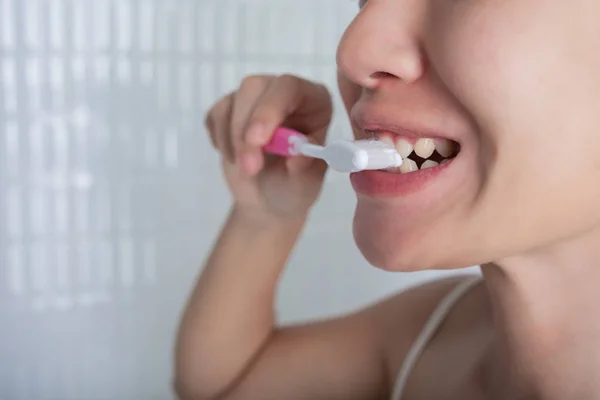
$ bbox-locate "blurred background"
[0,0,477,399]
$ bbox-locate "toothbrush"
[263,127,403,173]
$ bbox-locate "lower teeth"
[386,155,453,174]
[421,160,439,169]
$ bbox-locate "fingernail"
[246,124,264,145]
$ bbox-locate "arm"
[173,207,389,400]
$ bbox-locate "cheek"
[429,2,600,148]
[427,5,521,133]
[428,2,600,249]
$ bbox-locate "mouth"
[365,130,461,173]
[350,127,464,198]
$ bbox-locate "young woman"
[175,1,600,399]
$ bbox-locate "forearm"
[174,206,306,399]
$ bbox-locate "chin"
[352,203,426,272]
[352,201,472,272]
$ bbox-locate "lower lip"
[350,159,455,197]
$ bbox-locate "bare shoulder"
[370,274,490,399]
[363,275,486,391]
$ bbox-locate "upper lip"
[351,104,462,143]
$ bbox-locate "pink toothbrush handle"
[263,127,306,156]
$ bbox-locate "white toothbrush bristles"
[352,140,403,171]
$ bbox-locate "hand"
[205,74,333,223]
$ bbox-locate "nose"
[336,1,426,89]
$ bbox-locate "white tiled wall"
[0,1,470,399]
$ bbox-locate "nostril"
[367,56,423,85]
[370,71,396,80]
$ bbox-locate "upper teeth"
[435,139,453,158]
[395,138,414,158]
[414,138,436,159]
[380,135,455,160]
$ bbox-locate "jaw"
[352,199,445,271]
[351,188,493,272]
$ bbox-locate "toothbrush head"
[322,139,403,173]
[350,140,403,172]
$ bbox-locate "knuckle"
[277,73,298,82]
[316,82,331,95]
[276,73,301,88]
[239,74,271,92]
[216,93,233,113]
[249,103,278,125]
[208,94,231,122]
[317,84,333,108]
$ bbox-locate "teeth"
[376,135,457,174]
[414,138,436,159]
[394,138,414,158]
[379,135,395,147]
[420,160,439,170]
[399,158,418,174]
[436,139,454,158]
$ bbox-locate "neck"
[481,232,600,400]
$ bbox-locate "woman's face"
[337,0,600,271]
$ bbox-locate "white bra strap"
[390,275,482,400]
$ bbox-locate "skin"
[175,1,600,399]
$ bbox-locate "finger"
[242,75,330,177]
[238,149,265,177]
[205,93,231,149]
[230,76,271,153]
[209,93,235,162]
[236,75,308,177]
[229,76,272,173]
[243,74,311,147]
[283,82,332,144]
